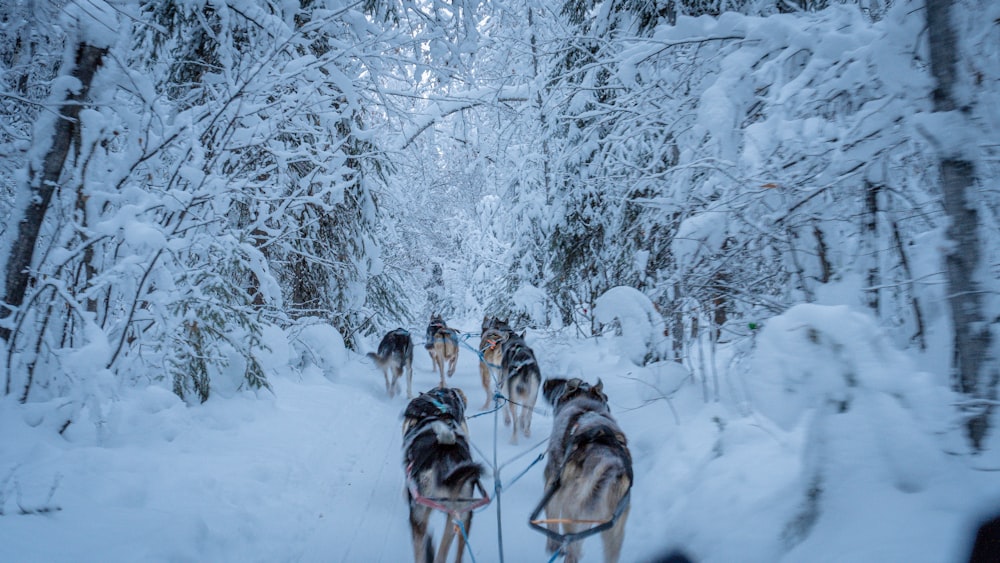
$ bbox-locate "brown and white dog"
[403,387,483,563]
[500,330,541,444]
[367,328,414,398]
[539,378,632,563]
[477,316,512,410]
[425,314,459,388]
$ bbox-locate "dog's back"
[502,334,538,387]
[404,420,480,490]
[374,328,413,366]
[548,403,632,510]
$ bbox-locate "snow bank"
[743,304,979,562]
[746,303,952,431]
[593,286,665,366]
[288,321,348,381]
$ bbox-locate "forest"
[1,0,998,561]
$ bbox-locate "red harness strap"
[406,464,491,516]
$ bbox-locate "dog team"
[369,314,633,563]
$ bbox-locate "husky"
[477,316,512,410]
[539,378,632,563]
[403,387,484,563]
[500,330,541,444]
[367,328,414,398]
[426,314,460,388]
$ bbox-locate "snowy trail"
[0,325,671,563]
[4,313,993,563]
[0,327,578,562]
[258,331,560,562]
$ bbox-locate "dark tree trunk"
[863,181,880,313]
[0,43,106,344]
[926,0,997,450]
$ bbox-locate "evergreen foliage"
[0,0,996,449]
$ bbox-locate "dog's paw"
[546,538,559,553]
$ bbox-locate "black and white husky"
[403,387,484,563]
[500,330,541,444]
[539,378,632,563]
[368,328,414,398]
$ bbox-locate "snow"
[1,0,998,562]
[593,286,665,366]
[3,305,998,562]
[62,0,119,50]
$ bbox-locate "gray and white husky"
[540,377,632,563]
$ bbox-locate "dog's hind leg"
[435,513,457,563]
[510,403,522,445]
[409,504,432,563]
[479,362,492,410]
[463,511,474,563]
[543,498,562,555]
[453,511,472,563]
[391,364,403,398]
[406,360,414,399]
[432,343,447,387]
[501,376,512,426]
[446,349,458,379]
[520,374,540,438]
[601,505,630,563]
[560,517,583,563]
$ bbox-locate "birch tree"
[925,0,997,450]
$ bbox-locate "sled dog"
[539,378,632,563]
[500,330,541,444]
[403,387,483,563]
[425,314,459,388]
[367,328,414,398]
[477,316,512,410]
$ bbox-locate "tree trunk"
[863,181,880,314]
[926,0,997,450]
[0,43,106,344]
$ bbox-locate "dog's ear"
[542,378,566,406]
[455,387,468,407]
[519,331,526,340]
[592,378,609,403]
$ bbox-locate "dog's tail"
[429,420,458,445]
[442,460,483,489]
[366,351,388,368]
[510,363,541,396]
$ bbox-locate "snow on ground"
[1,306,999,562]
